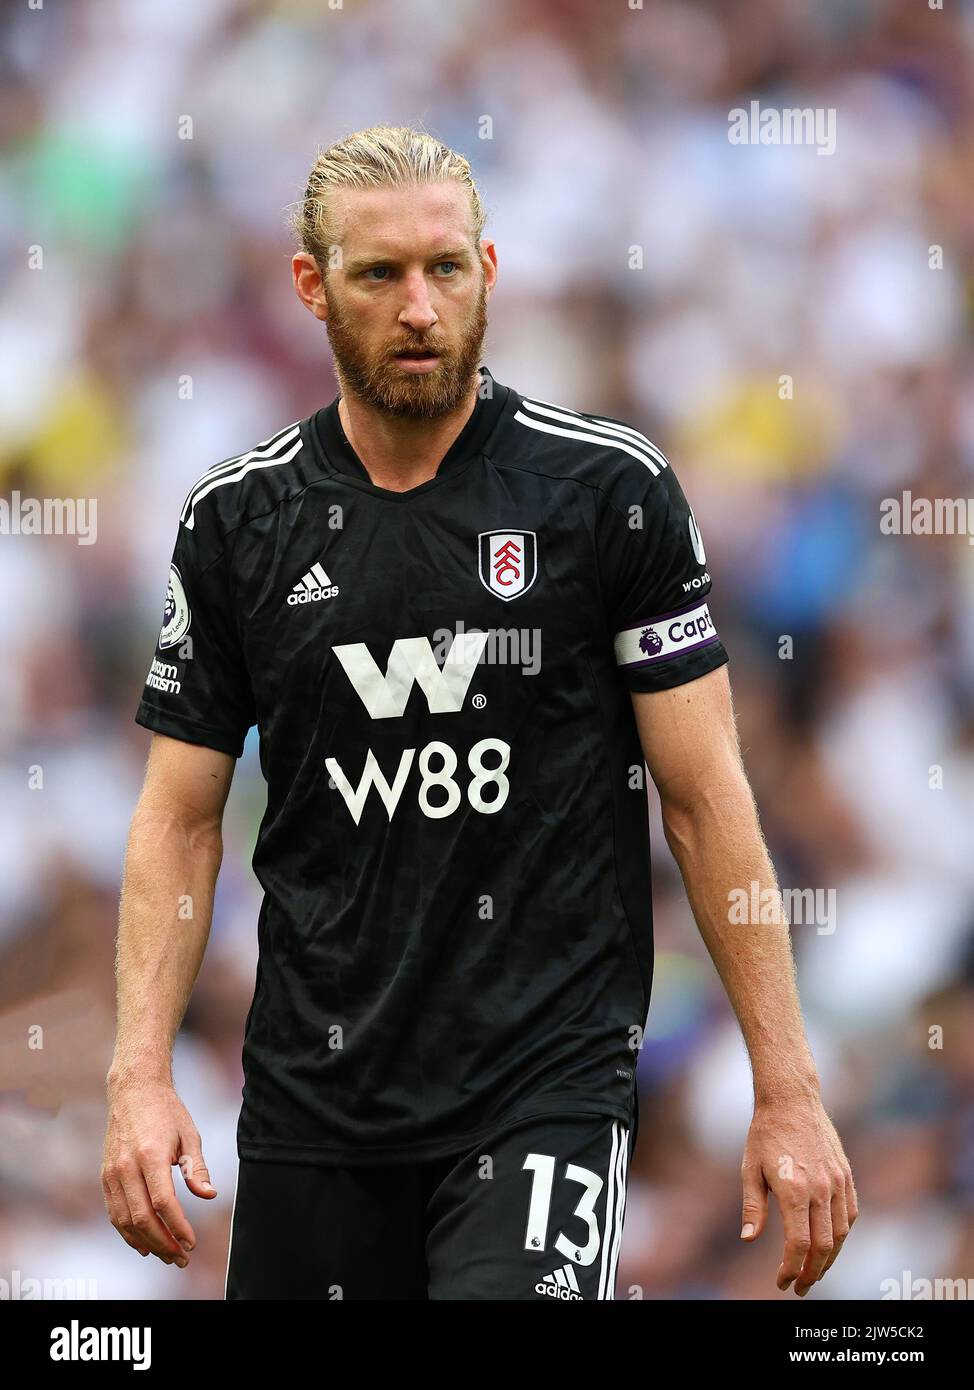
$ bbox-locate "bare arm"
[633,667,817,1103]
[632,665,857,1296]
[111,732,233,1084]
[103,733,235,1268]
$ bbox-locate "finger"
[820,1183,850,1277]
[144,1158,197,1254]
[776,1187,811,1291]
[740,1160,769,1240]
[176,1132,217,1200]
[845,1169,859,1227]
[794,1193,834,1296]
[118,1162,187,1265]
[103,1175,150,1257]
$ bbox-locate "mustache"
[392,344,447,356]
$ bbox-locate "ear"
[292,252,329,323]
[480,239,498,296]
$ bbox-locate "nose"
[398,270,438,334]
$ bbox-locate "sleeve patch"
[158,563,192,650]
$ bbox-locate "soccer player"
[102,126,856,1301]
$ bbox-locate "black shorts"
[225,1112,634,1301]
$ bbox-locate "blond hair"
[291,124,487,273]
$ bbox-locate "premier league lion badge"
[159,563,192,649]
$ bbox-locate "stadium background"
[2,0,973,1300]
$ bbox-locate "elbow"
[130,801,225,864]
[186,820,225,864]
[660,799,697,862]
[658,767,732,839]
[658,767,759,859]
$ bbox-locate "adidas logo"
[287,561,339,606]
[535,1264,583,1300]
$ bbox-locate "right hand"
[102,1074,217,1267]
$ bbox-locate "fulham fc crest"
[478,530,537,601]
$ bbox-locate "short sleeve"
[135,507,256,757]
[596,454,729,693]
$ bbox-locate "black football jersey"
[135,364,729,1164]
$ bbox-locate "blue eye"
[364,267,390,281]
[436,261,459,275]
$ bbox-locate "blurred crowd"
[1,0,973,1300]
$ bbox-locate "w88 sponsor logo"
[325,631,510,824]
[326,738,509,825]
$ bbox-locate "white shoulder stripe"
[517,391,583,418]
[179,421,301,521]
[590,416,669,469]
[181,424,304,530]
[520,398,669,473]
[514,408,663,477]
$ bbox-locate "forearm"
[109,804,222,1088]
[661,777,819,1104]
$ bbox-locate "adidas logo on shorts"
[535,1264,583,1300]
[287,561,339,605]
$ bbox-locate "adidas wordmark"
[287,561,339,606]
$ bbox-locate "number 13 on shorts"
[520,1120,631,1301]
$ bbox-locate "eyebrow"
[344,248,472,275]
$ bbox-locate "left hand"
[739,1092,858,1296]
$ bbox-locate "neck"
[337,370,483,492]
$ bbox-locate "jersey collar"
[313,364,510,496]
